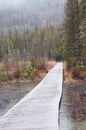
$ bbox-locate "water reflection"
[60,85,73,130]
[72,120,86,130]
[0,81,37,117]
[59,85,86,130]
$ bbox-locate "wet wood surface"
[0,63,63,130]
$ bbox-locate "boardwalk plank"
[0,63,63,130]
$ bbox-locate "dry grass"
[63,62,78,83]
[64,62,73,83]
[46,61,57,72]
[64,61,86,83]
[0,60,57,84]
[33,60,57,80]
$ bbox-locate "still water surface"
[60,85,86,130]
[0,81,38,117]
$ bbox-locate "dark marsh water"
[60,84,86,130]
[0,81,38,117]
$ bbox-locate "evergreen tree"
[65,0,86,66]
[79,0,86,65]
[65,0,75,63]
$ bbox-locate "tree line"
[0,27,63,63]
[65,0,86,66]
[65,0,86,79]
[0,26,63,81]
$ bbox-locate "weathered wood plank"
[0,62,63,130]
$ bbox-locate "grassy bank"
[0,61,56,85]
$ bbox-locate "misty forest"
[0,0,86,130]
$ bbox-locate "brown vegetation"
[0,61,57,85]
[64,62,72,83]
[64,61,86,83]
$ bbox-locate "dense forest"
[65,0,86,80]
[0,26,63,81]
[0,0,66,82]
[0,0,86,82]
[0,27,63,62]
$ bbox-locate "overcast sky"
[0,0,26,9]
[0,0,66,10]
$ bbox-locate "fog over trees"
[0,0,66,32]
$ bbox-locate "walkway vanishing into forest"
[0,62,63,130]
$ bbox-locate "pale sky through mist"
[0,0,26,9]
[0,0,66,9]
[0,0,66,32]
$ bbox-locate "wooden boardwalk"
[0,63,63,130]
